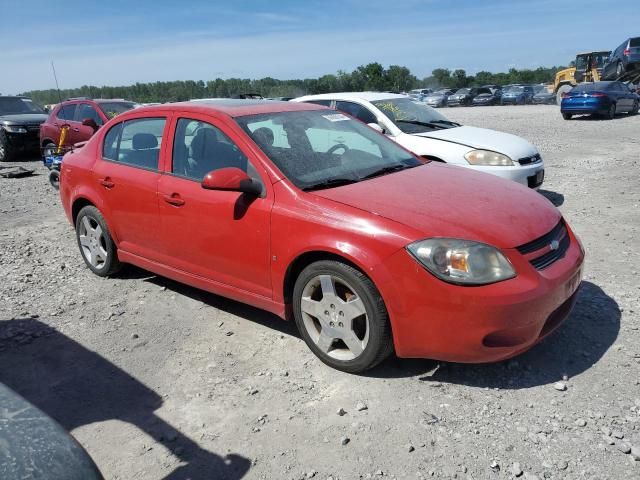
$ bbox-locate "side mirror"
[201,167,262,196]
[81,118,99,132]
[367,123,385,134]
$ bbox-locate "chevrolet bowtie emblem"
[550,240,560,251]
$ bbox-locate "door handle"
[73,128,80,132]
[163,193,185,206]
[100,177,115,189]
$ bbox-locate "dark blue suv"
[501,85,535,105]
[603,37,640,80]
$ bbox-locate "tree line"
[22,63,567,105]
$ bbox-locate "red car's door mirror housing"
[201,167,262,196]
[81,118,100,132]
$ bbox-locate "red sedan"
[59,100,584,373]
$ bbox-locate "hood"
[475,94,493,98]
[503,91,523,97]
[312,163,559,249]
[0,113,48,125]
[414,125,537,160]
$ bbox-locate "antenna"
[51,61,62,104]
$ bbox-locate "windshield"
[371,98,457,134]
[0,97,46,115]
[97,102,137,119]
[455,89,470,95]
[236,110,422,190]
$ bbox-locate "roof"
[293,92,407,103]
[139,99,324,117]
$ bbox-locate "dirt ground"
[1,104,639,480]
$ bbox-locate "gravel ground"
[1,104,639,480]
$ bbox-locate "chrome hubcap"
[300,274,369,361]
[78,216,108,269]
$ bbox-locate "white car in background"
[293,92,545,188]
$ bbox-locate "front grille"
[517,220,570,270]
[26,125,41,132]
[518,153,542,165]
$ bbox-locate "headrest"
[253,127,274,146]
[191,128,219,160]
[132,133,158,150]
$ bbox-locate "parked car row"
[418,84,553,108]
[0,95,138,162]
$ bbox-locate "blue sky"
[0,0,634,94]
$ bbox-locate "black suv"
[0,96,49,162]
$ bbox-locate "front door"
[157,114,273,298]
[92,116,168,261]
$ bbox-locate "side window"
[335,101,377,124]
[172,118,252,181]
[56,104,77,121]
[77,103,103,126]
[105,118,166,170]
[102,123,123,160]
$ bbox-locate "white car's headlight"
[3,125,27,133]
[465,149,513,166]
[407,238,516,285]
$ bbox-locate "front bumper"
[501,97,524,104]
[3,129,40,153]
[373,224,584,362]
[463,160,544,189]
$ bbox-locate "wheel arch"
[282,250,367,307]
[71,197,96,226]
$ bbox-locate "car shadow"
[538,189,565,207]
[365,281,620,388]
[0,318,251,480]
[115,270,618,390]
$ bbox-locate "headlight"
[406,238,516,285]
[464,149,513,166]
[3,125,27,133]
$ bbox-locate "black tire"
[75,206,122,277]
[562,113,572,120]
[630,101,639,115]
[292,260,393,373]
[616,62,623,78]
[606,103,616,120]
[49,169,60,190]
[0,129,16,162]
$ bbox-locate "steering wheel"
[327,143,349,155]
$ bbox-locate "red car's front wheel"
[292,260,393,373]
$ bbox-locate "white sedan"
[293,92,545,188]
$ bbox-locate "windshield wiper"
[430,119,461,127]
[302,177,360,191]
[395,119,447,130]
[360,163,417,180]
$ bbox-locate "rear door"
[92,114,170,261]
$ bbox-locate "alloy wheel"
[78,215,108,270]
[299,274,369,361]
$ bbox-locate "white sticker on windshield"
[323,113,350,122]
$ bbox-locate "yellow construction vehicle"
[553,51,611,104]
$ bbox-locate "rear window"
[630,38,640,47]
[572,82,610,92]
